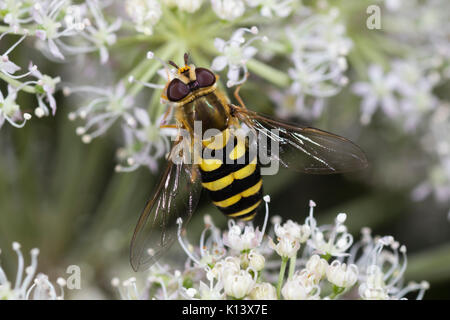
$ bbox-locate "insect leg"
[233,84,248,110]
[160,104,173,125]
[160,124,178,129]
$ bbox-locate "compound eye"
[167,79,190,101]
[195,68,216,87]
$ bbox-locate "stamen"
[3,33,28,56]
[12,242,24,290]
[20,248,39,294]
[260,195,271,238]
[147,51,176,77]
[128,75,164,89]
[176,218,203,266]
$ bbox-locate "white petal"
[2,61,21,74]
[100,46,109,64]
[211,56,228,71]
[134,108,150,127]
[227,67,240,82]
[214,38,226,52]
[46,93,57,115]
[351,82,370,95]
[35,30,47,40]
[48,39,64,60]
[243,46,257,60]
[368,65,383,82]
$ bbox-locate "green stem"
[277,257,288,299]
[0,72,36,94]
[288,253,297,279]
[247,59,290,88]
[329,285,345,299]
[0,25,35,34]
[320,253,332,261]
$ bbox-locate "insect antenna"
[168,60,179,69]
[145,51,177,81]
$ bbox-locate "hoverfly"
[130,53,368,271]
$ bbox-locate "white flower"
[83,0,122,64]
[279,8,352,119]
[29,64,61,116]
[67,81,134,143]
[198,280,225,299]
[211,257,241,280]
[352,64,399,125]
[305,254,328,283]
[211,0,245,21]
[412,105,450,203]
[64,4,88,31]
[249,282,277,300]
[281,272,320,300]
[31,0,81,59]
[0,85,31,129]
[177,0,203,13]
[351,230,429,300]
[268,236,300,259]
[306,203,353,257]
[223,269,256,299]
[125,0,162,35]
[112,201,428,300]
[223,221,263,252]
[116,110,173,173]
[211,27,266,87]
[246,0,293,18]
[0,0,34,30]
[274,219,310,243]
[248,250,265,271]
[390,59,440,131]
[0,242,65,300]
[358,265,389,300]
[326,260,359,288]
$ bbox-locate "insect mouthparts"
[188,80,200,91]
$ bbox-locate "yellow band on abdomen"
[201,174,234,191]
[227,200,262,217]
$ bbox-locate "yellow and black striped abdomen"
[199,129,263,221]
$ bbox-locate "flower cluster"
[211,27,267,88]
[1,0,121,62]
[0,242,65,300]
[275,8,352,119]
[0,0,124,129]
[0,32,60,128]
[112,199,428,300]
[411,105,450,203]
[352,60,440,130]
[349,0,450,206]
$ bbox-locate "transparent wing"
[130,149,202,271]
[234,107,368,174]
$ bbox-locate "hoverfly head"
[166,53,217,102]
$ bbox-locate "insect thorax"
[181,91,229,134]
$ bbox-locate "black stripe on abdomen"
[207,168,261,202]
[199,129,263,220]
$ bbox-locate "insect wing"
[130,160,201,271]
[235,108,368,174]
